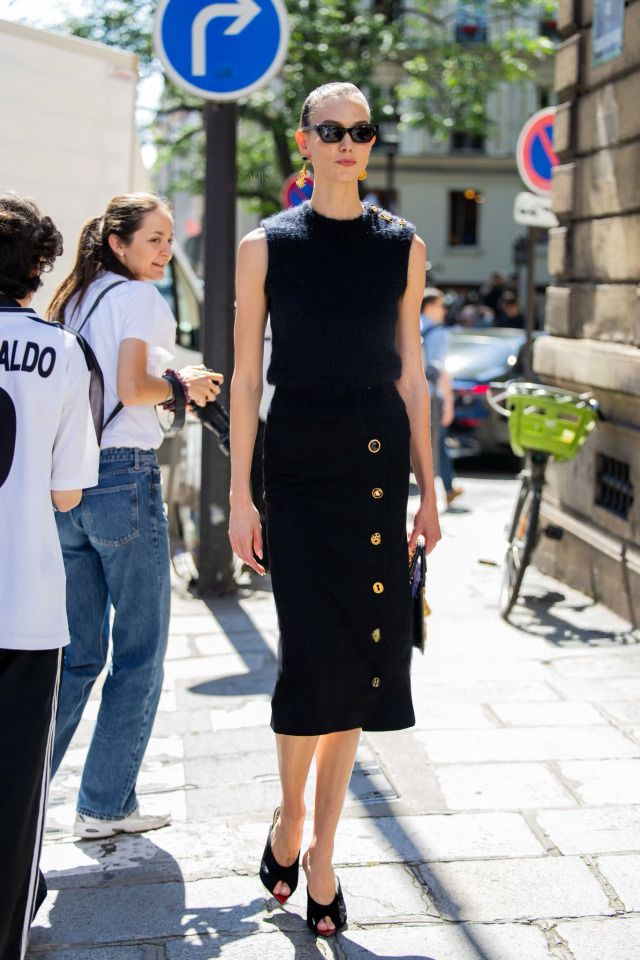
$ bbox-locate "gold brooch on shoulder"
[370,205,407,227]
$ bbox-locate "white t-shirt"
[0,307,100,650]
[65,272,176,450]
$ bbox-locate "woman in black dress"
[229,81,440,937]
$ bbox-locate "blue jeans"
[439,427,455,493]
[52,449,170,820]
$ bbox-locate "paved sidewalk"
[30,474,640,959]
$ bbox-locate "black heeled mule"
[306,878,347,937]
[259,807,300,905]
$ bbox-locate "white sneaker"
[74,807,171,839]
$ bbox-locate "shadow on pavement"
[358,816,494,960]
[508,589,636,646]
[188,592,277,699]
[30,835,268,958]
[36,585,542,959]
[444,504,472,516]
[183,592,500,960]
[267,911,339,957]
[270,911,439,960]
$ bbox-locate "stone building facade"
[534,0,640,625]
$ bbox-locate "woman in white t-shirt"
[48,193,221,839]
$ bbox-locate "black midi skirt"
[264,384,416,736]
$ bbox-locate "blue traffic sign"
[154,0,290,102]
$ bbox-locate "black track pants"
[0,648,61,960]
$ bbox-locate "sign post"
[515,107,558,375]
[198,102,237,593]
[154,0,289,593]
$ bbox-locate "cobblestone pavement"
[30,473,640,959]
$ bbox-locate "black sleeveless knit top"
[261,201,415,411]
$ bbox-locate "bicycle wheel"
[499,480,541,619]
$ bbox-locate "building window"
[372,0,403,21]
[540,18,559,40]
[449,190,483,246]
[451,131,485,153]
[538,87,557,110]
[538,87,553,109]
[455,1,488,43]
[595,455,634,520]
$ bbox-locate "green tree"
[60,0,557,215]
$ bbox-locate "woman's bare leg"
[270,733,318,900]
[303,728,361,934]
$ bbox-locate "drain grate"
[350,762,399,804]
[350,743,400,804]
[595,454,634,520]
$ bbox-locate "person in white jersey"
[47,193,222,839]
[0,192,100,960]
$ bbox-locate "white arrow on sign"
[513,191,559,229]
[192,0,261,76]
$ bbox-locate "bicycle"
[488,382,598,619]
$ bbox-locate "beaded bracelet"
[161,368,190,410]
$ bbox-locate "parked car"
[445,327,543,458]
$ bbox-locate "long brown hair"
[48,192,170,322]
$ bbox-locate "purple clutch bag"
[408,536,427,653]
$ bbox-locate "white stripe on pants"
[20,648,62,959]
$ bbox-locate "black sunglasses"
[301,122,379,144]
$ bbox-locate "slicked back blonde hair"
[299,82,371,129]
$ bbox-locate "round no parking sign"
[281,172,314,208]
[516,108,558,195]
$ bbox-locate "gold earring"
[358,169,368,181]
[296,159,308,189]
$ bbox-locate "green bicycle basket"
[506,383,598,460]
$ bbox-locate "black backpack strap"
[47,323,106,446]
[73,280,127,429]
[75,280,127,335]
[72,333,106,444]
[103,401,124,430]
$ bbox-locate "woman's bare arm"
[117,340,223,408]
[228,228,269,575]
[395,234,441,554]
